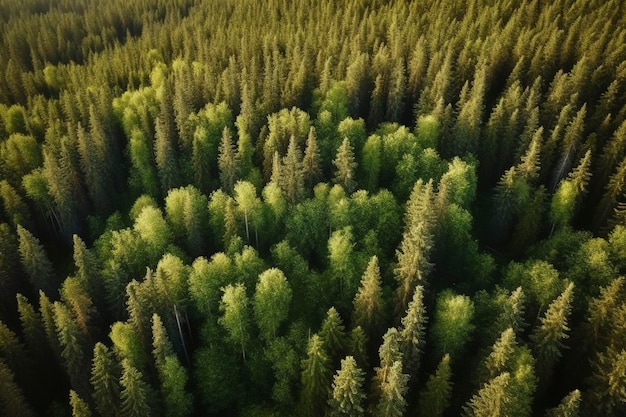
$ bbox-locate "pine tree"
[299,335,333,417]
[120,359,152,417]
[218,126,238,193]
[282,135,305,203]
[319,307,348,361]
[54,301,89,397]
[328,356,366,417]
[17,225,56,295]
[545,389,581,417]
[417,354,453,417]
[394,180,435,313]
[0,360,34,417]
[463,372,512,417]
[550,150,592,231]
[333,137,358,194]
[482,328,517,382]
[594,157,626,230]
[374,360,409,417]
[69,390,92,417]
[399,285,427,376]
[154,82,181,196]
[531,282,574,386]
[352,256,384,340]
[302,126,322,189]
[90,342,121,417]
[16,294,46,356]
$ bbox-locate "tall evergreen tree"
[0,360,34,417]
[281,135,305,203]
[531,282,574,386]
[463,372,512,417]
[90,342,121,417]
[333,137,358,194]
[352,256,384,340]
[399,285,427,376]
[319,307,348,362]
[69,390,92,417]
[302,126,322,190]
[327,356,366,417]
[119,359,152,417]
[545,389,581,417]
[417,354,453,417]
[218,126,238,193]
[374,360,409,417]
[17,225,56,295]
[299,335,332,417]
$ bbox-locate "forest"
[0,0,625,416]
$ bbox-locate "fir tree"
[333,137,358,194]
[328,356,366,417]
[299,335,332,417]
[417,354,453,417]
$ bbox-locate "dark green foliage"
[0,1,625,415]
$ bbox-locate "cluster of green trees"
[1,0,626,416]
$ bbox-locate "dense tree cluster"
[1,0,626,416]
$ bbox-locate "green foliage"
[328,356,366,417]
[219,283,252,361]
[253,268,292,340]
[431,290,475,360]
[417,354,453,417]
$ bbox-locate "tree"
[482,328,517,382]
[463,372,512,417]
[302,127,322,189]
[299,335,332,417]
[281,135,305,203]
[327,356,366,417]
[120,359,152,417]
[352,256,385,340]
[531,282,574,386]
[17,225,56,295]
[545,389,581,417]
[374,360,409,417]
[16,294,46,356]
[399,285,427,375]
[319,307,348,361]
[0,360,34,417]
[234,181,262,246]
[431,290,475,360]
[218,283,252,361]
[164,186,209,256]
[90,342,121,417]
[253,268,292,340]
[218,126,238,193]
[328,227,359,306]
[333,137,358,194]
[154,82,181,195]
[69,390,92,417]
[550,150,591,231]
[394,180,435,313]
[417,354,453,417]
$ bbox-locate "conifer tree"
[16,294,46,356]
[594,157,626,230]
[90,342,121,417]
[0,360,34,417]
[218,126,238,193]
[69,390,92,417]
[302,126,322,189]
[17,225,56,295]
[120,359,152,417]
[299,335,333,417]
[463,372,512,417]
[550,150,592,231]
[394,180,435,313]
[348,326,369,370]
[374,360,409,417]
[333,137,358,194]
[0,180,32,229]
[545,389,581,417]
[417,354,453,417]
[399,285,427,376]
[531,282,574,386]
[154,82,181,196]
[54,301,89,397]
[352,256,384,340]
[482,328,517,382]
[328,356,366,417]
[282,135,305,203]
[319,307,348,361]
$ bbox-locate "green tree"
[253,268,292,341]
[374,360,409,417]
[0,360,34,417]
[165,185,209,256]
[319,307,348,361]
[281,135,305,203]
[545,389,581,417]
[333,137,358,194]
[550,150,591,231]
[90,342,121,417]
[417,354,453,417]
[69,390,92,417]
[218,126,238,193]
[327,356,366,417]
[17,225,56,295]
[299,335,332,417]
[431,290,475,360]
[234,181,262,247]
[399,285,427,375]
[352,256,385,340]
[154,83,181,195]
[54,301,90,397]
[16,294,46,356]
[302,127,322,190]
[120,359,153,417]
[394,180,435,313]
[463,372,512,417]
[531,282,574,386]
[218,283,252,361]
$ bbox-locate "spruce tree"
[69,390,92,417]
[352,256,384,340]
[399,285,427,376]
[119,359,152,417]
[17,225,56,295]
[299,335,332,417]
[281,135,305,203]
[218,126,238,193]
[90,343,121,417]
[302,126,322,189]
[545,389,581,417]
[319,307,348,361]
[333,137,358,194]
[374,360,409,417]
[327,356,366,417]
[417,354,453,417]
